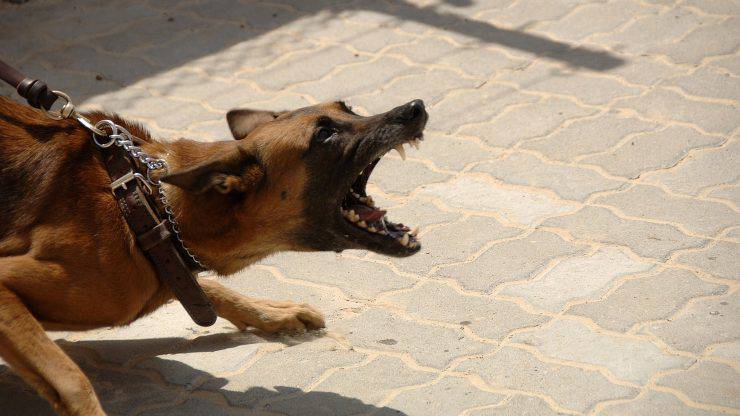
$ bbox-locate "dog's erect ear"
[160,148,264,194]
[226,109,284,140]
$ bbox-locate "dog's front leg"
[197,279,325,333]
[0,283,105,416]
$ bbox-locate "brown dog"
[0,96,428,415]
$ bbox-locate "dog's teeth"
[368,226,377,232]
[352,192,361,199]
[399,233,410,246]
[357,220,367,228]
[379,230,388,235]
[394,144,406,160]
[410,139,420,150]
[410,227,419,236]
[365,195,375,207]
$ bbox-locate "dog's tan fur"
[0,97,361,415]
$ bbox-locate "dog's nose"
[401,99,426,121]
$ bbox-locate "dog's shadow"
[0,332,409,416]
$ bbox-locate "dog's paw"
[231,300,326,333]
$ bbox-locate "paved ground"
[1,0,739,415]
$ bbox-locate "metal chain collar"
[41,90,205,269]
[91,120,206,270]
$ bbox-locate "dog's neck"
[142,139,277,276]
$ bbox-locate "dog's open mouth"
[339,135,423,253]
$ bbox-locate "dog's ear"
[160,148,264,194]
[226,108,284,140]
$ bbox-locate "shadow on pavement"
[0,332,408,415]
[2,0,624,103]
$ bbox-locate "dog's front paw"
[229,299,326,333]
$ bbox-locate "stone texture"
[381,377,506,416]
[470,395,569,415]
[522,112,660,162]
[436,230,586,293]
[458,97,597,148]
[599,390,730,416]
[502,247,654,312]
[594,185,739,236]
[615,88,739,134]
[473,152,625,201]
[646,291,740,354]
[386,215,520,274]
[512,319,692,383]
[579,126,724,179]
[569,269,727,331]
[674,241,740,281]
[334,307,491,369]
[270,356,436,415]
[386,281,549,341]
[421,176,579,227]
[457,347,638,413]
[641,140,740,196]
[544,206,707,259]
[657,362,740,408]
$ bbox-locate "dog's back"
[0,98,87,240]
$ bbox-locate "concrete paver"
[1,0,738,415]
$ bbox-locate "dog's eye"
[316,127,337,143]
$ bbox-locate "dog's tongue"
[351,204,386,222]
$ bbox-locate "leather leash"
[0,58,217,326]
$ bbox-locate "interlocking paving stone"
[199,338,365,408]
[614,88,740,134]
[271,355,436,415]
[652,17,740,64]
[542,206,707,259]
[385,281,549,341]
[468,395,569,415]
[665,67,740,101]
[457,347,639,413]
[646,291,740,354]
[599,390,729,416]
[435,230,586,293]
[568,269,727,331]
[458,97,597,148]
[498,62,643,106]
[430,83,539,133]
[260,252,417,300]
[594,185,739,236]
[579,125,725,179]
[380,377,506,416]
[656,361,740,408]
[473,152,625,201]
[534,0,649,42]
[1,1,739,414]
[502,247,654,312]
[421,176,580,226]
[512,319,692,383]
[641,140,740,196]
[707,185,740,207]
[386,215,520,274]
[674,241,740,281]
[333,308,491,369]
[521,112,660,162]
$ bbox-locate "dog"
[0,96,428,415]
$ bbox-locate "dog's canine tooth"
[399,233,410,246]
[394,144,406,160]
[357,220,367,228]
[410,139,420,150]
[368,226,377,233]
[410,227,419,236]
[365,195,375,207]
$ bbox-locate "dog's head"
[162,100,427,273]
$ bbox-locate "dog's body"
[0,96,427,415]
